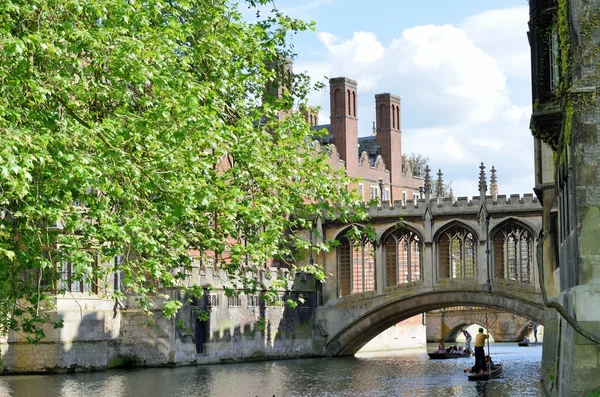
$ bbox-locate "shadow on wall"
[193,273,320,363]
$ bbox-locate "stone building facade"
[529,0,600,395]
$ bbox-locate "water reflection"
[0,343,542,397]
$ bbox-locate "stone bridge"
[312,181,544,356]
[318,280,544,355]
[425,307,537,343]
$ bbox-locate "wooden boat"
[428,351,473,359]
[518,341,529,347]
[466,363,503,381]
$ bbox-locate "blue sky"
[244,0,533,197]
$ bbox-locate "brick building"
[305,77,423,204]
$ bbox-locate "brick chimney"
[375,93,402,192]
[302,106,319,126]
[329,77,358,175]
[266,58,293,121]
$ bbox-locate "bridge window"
[438,226,476,279]
[493,223,533,283]
[339,234,375,296]
[385,229,422,286]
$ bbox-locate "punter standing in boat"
[461,329,472,352]
[437,339,446,353]
[474,328,488,373]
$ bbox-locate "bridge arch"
[324,291,544,356]
[432,219,480,242]
[442,311,536,342]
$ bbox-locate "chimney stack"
[329,77,359,175]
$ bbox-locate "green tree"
[402,153,453,197]
[0,0,365,342]
[402,152,428,177]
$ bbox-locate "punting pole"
[486,312,491,376]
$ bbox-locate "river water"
[0,343,543,397]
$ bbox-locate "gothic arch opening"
[436,222,478,279]
[491,219,535,283]
[383,226,423,287]
[337,226,376,297]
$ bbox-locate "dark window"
[205,293,219,307]
[338,233,375,296]
[113,255,125,292]
[549,25,559,92]
[385,229,422,286]
[438,225,476,279]
[493,222,533,283]
[347,90,352,116]
[228,295,242,307]
[59,260,95,293]
[247,294,260,307]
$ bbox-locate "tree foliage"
[0,0,365,342]
[402,152,428,177]
[402,152,452,197]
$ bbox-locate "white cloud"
[296,7,534,197]
[460,7,531,80]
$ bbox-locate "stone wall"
[358,315,426,352]
[1,297,120,373]
[0,269,325,373]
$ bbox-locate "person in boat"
[461,328,472,352]
[522,337,530,344]
[532,322,538,342]
[437,339,446,353]
[474,328,488,373]
[458,346,464,354]
[485,355,497,371]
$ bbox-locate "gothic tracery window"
[493,222,533,283]
[438,225,476,279]
[339,233,375,297]
[385,228,422,286]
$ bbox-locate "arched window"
[379,103,386,129]
[339,233,375,296]
[493,222,533,283]
[396,106,400,130]
[438,225,476,279]
[333,89,340,115]
[385,228,422,286]
[352,91,356,117]
[347,90,352,116]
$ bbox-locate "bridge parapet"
[372,194,540,218]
